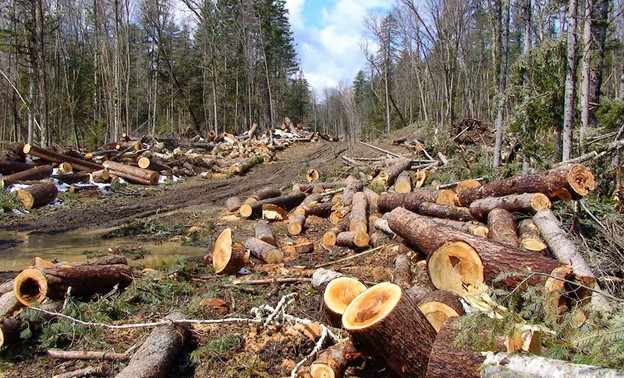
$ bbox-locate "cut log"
[225,197,242,212]
[13,256,133,305]
[0,160,32,175]
[57,162,73,174]
[469,193,552,220]
[455,179,482,193]
[293,182,342,194]
[23,144,103,172]
[239,192,305,218]
[229,156,264,175]
[329,205,350,225]
[393,254,412,289]
[0,317,23,348]
[517,219,548,254]
[244,237,283,264]
[310,339,360,378]
[262,204,288,220]
[394,172,412,193]
[304,202,333,218]
[53,172,91,184]
[322,221,349,247]
[342,176,363,206]
[103,160,159,185]
[457,164,595,206]
[417,290,464,332]
[212,228,249,274]
[290,239,315,254]
[418,202,475,222]
[342,282,436,377]
[428,218,489,237]
[248,187,282,201]
[363,188,380,214]
[254,220,275,245]
[415,170,427,188]
[306,168,321,182]
[378,190,457,213]
[335,231,369,249]
[3,164,53,186]
[115,312,190,378]
[387,208,566,294]
[47,349,129,361]
[16,182,58,209]
[0,291,21,319]
[137,157,171,172]
[349,192,368,233]
[288,214,306,235]
[405,261,436,304]
[323,277,367,327]
[91,169,110,183]
[370,230,390,248]
[373,218,395,236]
[371,158,412,190]
[487,209,519,247]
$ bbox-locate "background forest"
[0,0,623,168]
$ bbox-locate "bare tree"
[493,0,510,168]
[562,0,578,161]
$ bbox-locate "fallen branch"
[47,349,129,361]
[358,141,401,158]
[52,365,107,378]
[314,245,390,268]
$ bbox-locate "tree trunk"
[212,228,249,274]
[0,160,32,175]
[469,193,551,220]
[243,237,283,264]
[562,0,578,161]
[16,182,58,209]
[247,187,282,201]
[115,313,190,378]
[427,218,489,237]
[342,283,436,377]
[418,202,475,222]
[487,208,518,247]
[393,254,412,289]
[457,164,595,206]
[23,144,103,172]
[293,182,342,194]
[579,0,594,151]
[53,172,91,185]
[371,158,412,190]
[239,192,306,218]
[481,352,624,377]
[349,192,368,233]
[225,197,242,212]
[342,176,364,206]
[0,291,21,319]
[103,160,159,185]
[417,289,464,332]
[2,165,52,187]
[378,190,458,213]
[493,0,510,168]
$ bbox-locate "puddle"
[0,229,207,271]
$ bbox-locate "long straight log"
[239,192,306,218]
[342,176,363,206]
[469,193,552,220]
[103,160,159,185]
[53,172,91,184]
[417,290,464,332]
[0,291,21,319]
[0,160,32,175]
[115,312,190,378]
[23,144,103,172]
[378,190,457,213]
[387,208,565,294]
[418,202,475,222]
[457,164,595,206]
[428,218,489,237]
[349,192,368,233]
[3,165,53,187]
[293,182,342,194]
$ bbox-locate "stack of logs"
[219,158,616,377]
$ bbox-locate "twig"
[341,155,361,166]
[52,365,107,378]
[358,141,401,158]
[315,245,391,268]
[579,200,607,230]
[219,277,311,287]
[47,349,129,361]
[317,187,345,196]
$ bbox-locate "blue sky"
[284,0,393,93]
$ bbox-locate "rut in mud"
[4,142,351,234]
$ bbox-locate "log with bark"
[363,188,380,214]
[517,219,548,254]
[23,144,104,172]
[0,160,32,175]
[427,218,489,237]
[457,164,595,206]
[469,193,552,220]
[394,172,412,193]
[13,255,133,305]
[335,231,370,249]
[239,192,306,218]
[303,202,333,218]
[0,291,21,319]
[370,158,412,191]
[2,165,53,187]
[418,202,475,222]
[243,237,283,264]
[91,169,110,183]
[16,182,59,209]
[288,214,307,235]
[310,339,361,378]
[103,160,159,185]
[342,176,364,206]
[349,192,368,233]
[254,220,275,245]
[323,277,367,327]
[322,221,349,247]
[417,290,464,332]
[342,282,436,377]
[225,197,242,212]
[212,228,249,274]
[0,317,23,348]
[378,190,457,213]
[386,208,568,294]
[53,172,91,185]
[393,254,412,289]
[115,312,190,378]
[487,208,519,247]
[293,182,342,194]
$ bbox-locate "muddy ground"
[0,140,409,377]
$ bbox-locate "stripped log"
[13,256,133,305]
[310,339,360,378]
[244,237,283,264]
[517,219,548,254]
[23,144,103,172]
[225,197,242,212]
[393,254,412,289]
[342,282,436,377]
[373,218,395,236]
[469,193,552,220]
[0,160,32,175]
[394,172,412,193]
[335,231,369,249]
[487,209,519,247]
[378,190,457,213]
[349,192,368,233]
[239,192,305,218]
[293,182,342,194]
[323,277,367,327]
[254,220,275,245]
[417,290,464,332]
[288,214,307,235]
[387,208,567,294]
[2,165,53,186]
[418,202,475,222]
[103,161,159,185]
[458,164,595,206]
[212,228,249,274]
[16,182,58,209]
[115,312,190,378]
[47,349,129,361]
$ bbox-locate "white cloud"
[285,0,392,92]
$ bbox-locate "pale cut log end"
[520,238,548,254]
[415,170,427,188]
[531,193,552,211]
[349,220,367,233]
[288,223,303,235]
[418,291,464,333]
[213,229,249,274]
[16,190,35,209]
[324,277,367,319]
[239,204,253,218]
[310,364,335,378]
[456,179,482,193]
[428,241,484,295]
[436,189,458,205]
[567,164,595,196]
[14,269,48,306]
[307,169,320,182]
[22,144,32,154]
[394,181,412,193]
[353,232,370,248]
[137,157,151,169]
[322,232,337,246]
[473,226,489,237]
[342,282,401,330]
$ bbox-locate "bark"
[0,291,21,319]
[493,0,510,168]
[517,219,548,254]
[469,193,552,220]
[91,169,110,183]
[405,261,436,304]
[393,254,412,289]
[0,317,23,348]
[342,176,363,206]
[115,313,190,378]
[16,182,58,209]
[13,256,133,305]
[336,231,370,249]
[248,187,282,201]
[342,283,436,377]
[288,215,306,235]
[378,190,458,212]
[53,172,91,185]
[579,0,594,150]
[364,188,380,214]
[481,352,624,377]
[487,208,519,247]
[562,0,578,161]
[418,202,475,222]
[394,173,412,193]
[243,237,283,264]
[372,158,412,190]
[428,218,489,237]
[304,202,333,218]
[137,157,170,172]
[239,192,306,218]
[23,144,103,172]
[47,349,129,361]
[0,160,32,175]
[310,339,360,378]
[418,289,464,332]
[212,229,249,274]
[370,230,390,248]
[387,208,565,293]
[103,160,159,185]
[457,164,595,206]
[3,164,52,186]
[349,192,368,233]
[225,197,242,212]
[254,220,275,245]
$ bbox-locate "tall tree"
[562,0,578,161]
[493,0,511,168]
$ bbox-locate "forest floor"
[0,140,408,377]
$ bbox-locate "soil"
[0,140,407,378]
